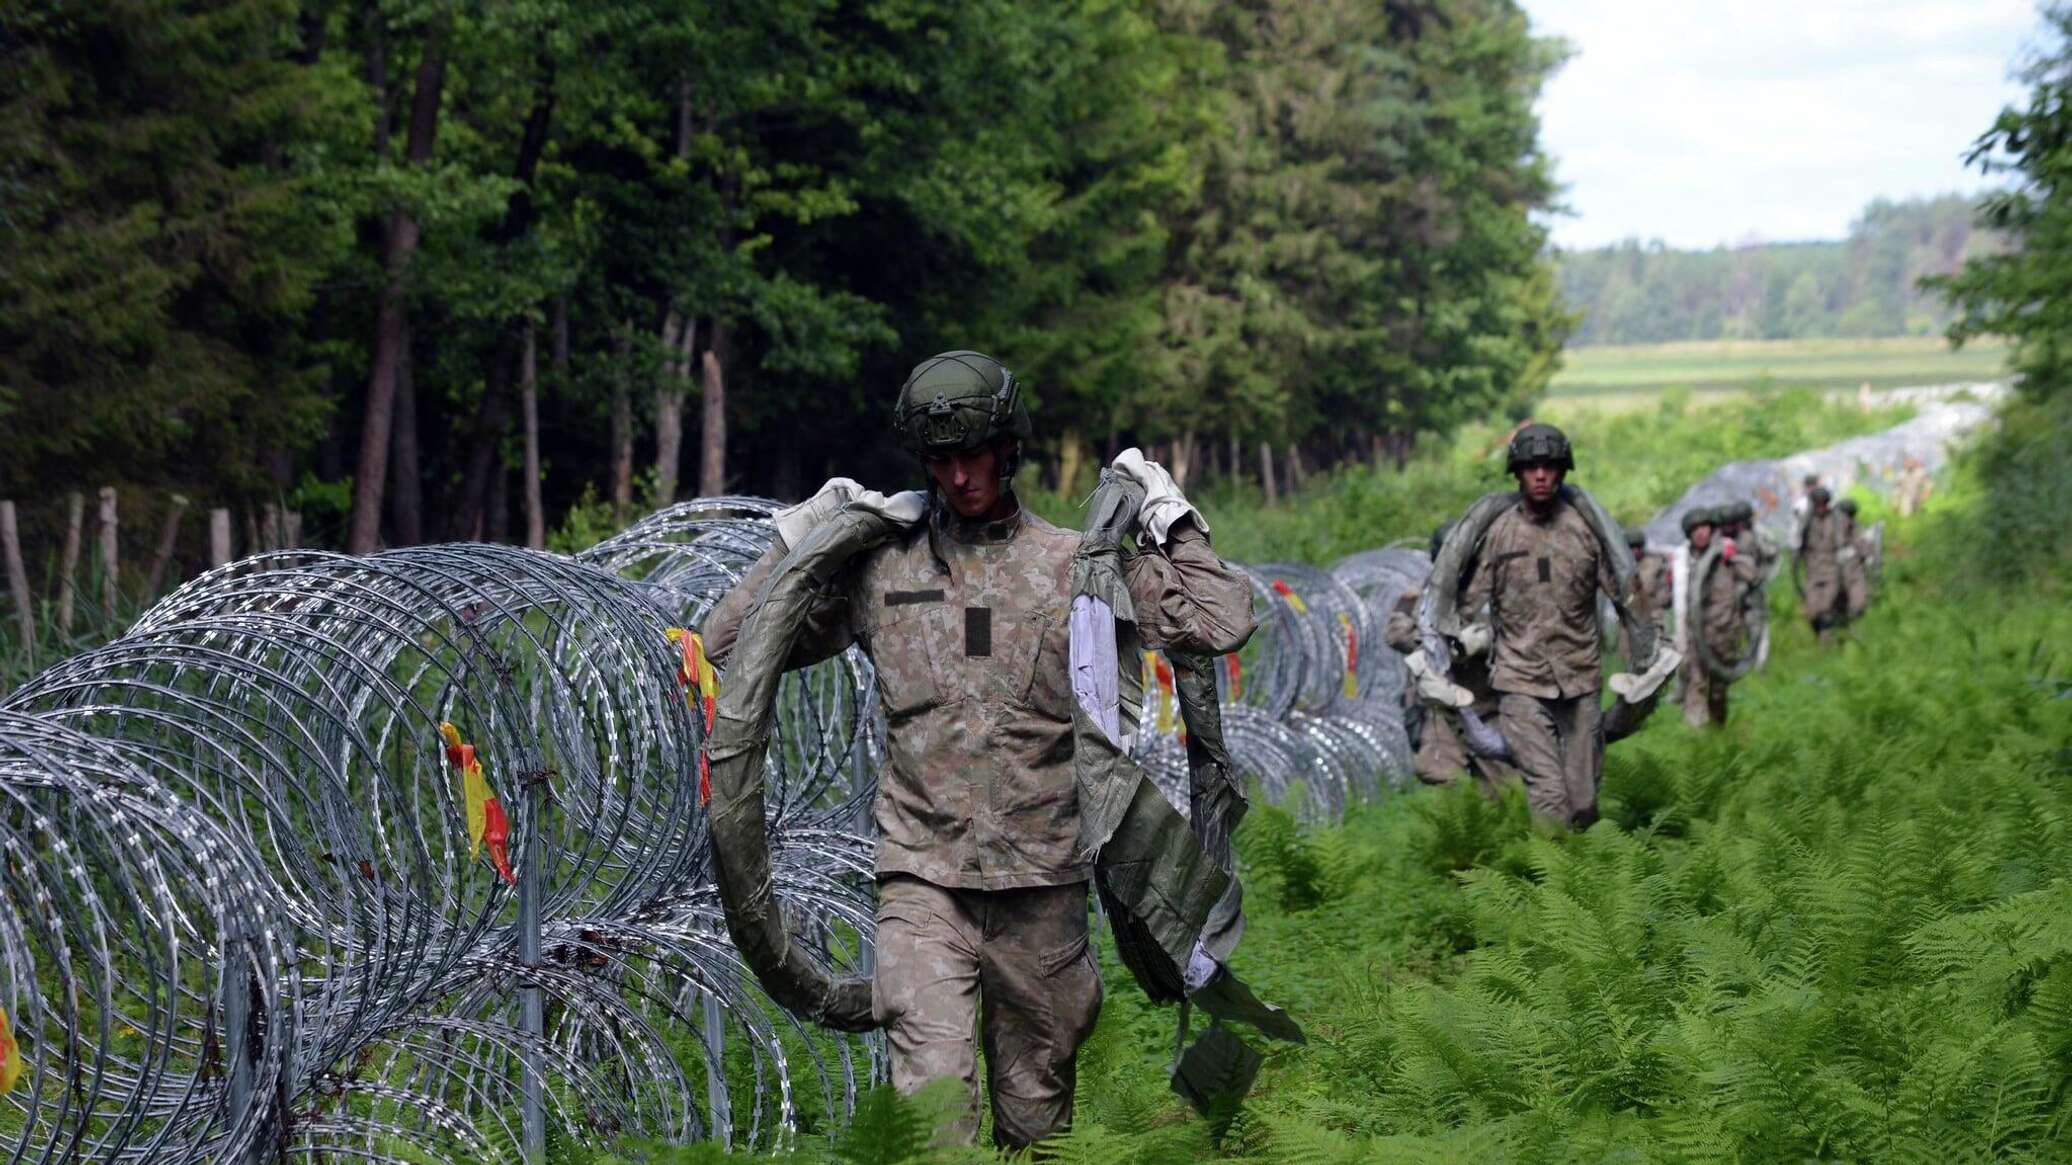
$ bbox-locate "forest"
[1,0,1569,563]
[1556,193,2002,346]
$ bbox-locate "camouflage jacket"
[1460,496,1619,700]
[704,497,1254,891]
[1689,543,1762,657]
[1632,553,1670,632]
[1799,509,1847,583]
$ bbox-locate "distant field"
[1548,336,2009,412]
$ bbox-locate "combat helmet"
[1680,505,1717,537]
[1719,499,1755,528]
[1507,423,1573,472]
[891,351,1030,462]
[1625,525,1648,549]
[1809,485,1832,506]
[1836,497,1858,516]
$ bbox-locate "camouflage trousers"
[872,875,1102,1149]
[1498,692,1604,828]
[1681,652,1731,728]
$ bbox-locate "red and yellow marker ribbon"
[1144,651,1177,734]
[1271,578,1309,614]
[437,722,516,886]
[1338,611,1360,700]
[0,1004,22,1095]
[667,628,721,805]
[1222,652,1243,700]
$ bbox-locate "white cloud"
[1525,0,2046,248]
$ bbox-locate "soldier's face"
[925,443,1006,518]
[1516,462,1563,504]
[1690,524,1713,550]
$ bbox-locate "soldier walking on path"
[1797,485,1848,648]
[702,351,1255,1149]
[1836,497,1873,622]
[1460,424,1621,828]
[1675,507,1761,728]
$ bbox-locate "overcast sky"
[1523,0,2047,250]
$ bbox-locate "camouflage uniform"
[1680,543,1761,728]
[1461,496,1619,826]
[1839,516,1872,622]
[706,499,1252,1146]
[1798,508,1848,643]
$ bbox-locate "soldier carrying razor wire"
[1796,485,1848,648]
[701,351,1255,1149]
[1674,506,1761,728]
[1457,424,1624,828]
[1385,522,1510,793]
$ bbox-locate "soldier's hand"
[1721,538,1736,561]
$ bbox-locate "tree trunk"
[389,318,422,545]
[521,324,545,549]
[1,501,34,657]
[96,487,118,617]
[1173,429,1198,490]
[209,508,233,567]
[1227,434,1241,487]
[56,493,83,636]
[698,321,728,498]
[610,324,634,523]
[1259,442,1277,506]
[1056,428,1085,496]
[448,45,557,540]
[347,28,446,554]
[1286,443,1307,492]
[487,459,509,543]
[654,313,690,505]
[144,493,189,596]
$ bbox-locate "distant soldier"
[1460,424,1620,827]
[1836,497,1872,622]
[1627,526,1670,640]
[1386,523,1506,791]
[1675,507,1761,727]
[1797,486,1847,647]
[1790,473,1821,549]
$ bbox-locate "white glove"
[774,478,927,548]
[1110,447,1207,547]
[1404,649,1475,709]
[1609,645,1682,703]
[1455,621,1492,658]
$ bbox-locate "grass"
[1548,336,2009,412]
[613,392,2072,1164]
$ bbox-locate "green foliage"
[1930,4,2072,404]
[1562,194,2000,346]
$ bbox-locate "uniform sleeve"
[1460,539,1495,619]
[701,538,856,670]
[1594,532,1620,601]
[1123,519,1256,655]
[1383,592,1422,654]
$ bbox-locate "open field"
[1548,336,2009,413]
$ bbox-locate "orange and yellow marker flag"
[1145,651,1177,734]
[1222,652,1243,700]
[1338,611,1360,699]
[437,722,517,886]
[666,628,721,804]
[0,1004,22,1095]
[1270,579,1308,614]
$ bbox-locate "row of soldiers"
[1385,429,1884,826]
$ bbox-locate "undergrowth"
[612,391,2072,1163]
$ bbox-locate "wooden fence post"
[210,508,233,567]
[145,493,190,597]
[97,486,119,617]
[1,501,34,657]
[57,492,83,636]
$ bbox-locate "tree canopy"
[1,0,1571,544]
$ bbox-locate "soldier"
[1460,424,1620,828]
[1797,485,1847,647]
[1675,507,1760,728]
[1790,473,1822,550]
[702,351,1254,1149]
[1836,497,1873,622]
[1385,523,1505,791]
[1627,526,1670,643]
